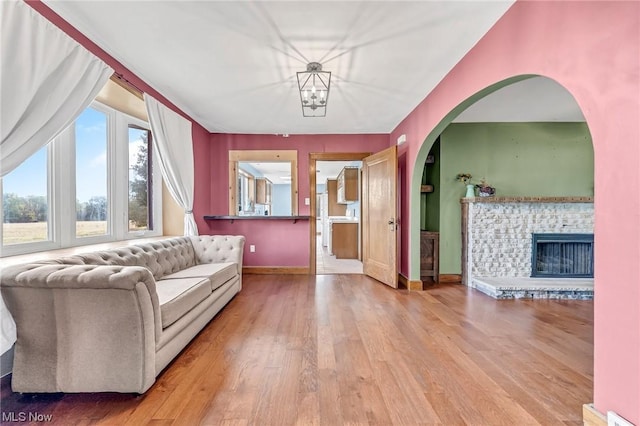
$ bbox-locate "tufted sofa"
[0,235,245,394]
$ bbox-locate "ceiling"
[44,0,524,135]
[239,161,292,185]
[316,161,361,185]
[453,77,585,122]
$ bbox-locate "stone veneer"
[463,197,594,279]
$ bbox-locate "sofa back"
[45,237,197,280]
[189,235,245,277]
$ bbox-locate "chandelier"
[297,62,331,117]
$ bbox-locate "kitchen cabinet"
[332,222,358,259]
[326,179,346,216]
[255,178,272,205]
[337,167,358,204]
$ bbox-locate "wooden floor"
[0,274,594,425]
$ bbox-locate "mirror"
[229,150,298,216]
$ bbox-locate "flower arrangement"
[475,178,496,197]
[455,173,472,185]
[456,173,495,197]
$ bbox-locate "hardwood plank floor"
[0,274,593,425]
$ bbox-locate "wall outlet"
[607,411,634,426]
[305,197,310,205]
[249,245,255,253]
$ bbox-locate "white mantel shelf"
[461,196,593,204]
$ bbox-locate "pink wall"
[391,1,639,422]
[196,133,389,267]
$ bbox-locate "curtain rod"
[110,73,144,100]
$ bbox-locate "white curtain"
[0,1,113,176]
[0,1,112,355]
[144,94,198,236]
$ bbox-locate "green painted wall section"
[438,122,593,274]
[423,139,440,231]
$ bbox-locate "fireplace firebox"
[531,233,594,278]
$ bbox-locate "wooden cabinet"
[420,231,439,283]
[337,167,358,204]
[326,179,346,216]
[332,222,358,259]
[255,178,272,205]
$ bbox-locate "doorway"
[315,160,362,274]
[309,152,369,275]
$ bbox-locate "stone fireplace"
[461,196,594,298]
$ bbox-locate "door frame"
[309,152,371,275]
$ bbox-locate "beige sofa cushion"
[156,277,211,328]
[161,262,237,292]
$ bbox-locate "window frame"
[0,143,57,256]
[0,101,163,257]
[123,118,162,238]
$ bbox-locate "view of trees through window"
[76,107,108,238]
[2,104,156,250]
[2,146,49,245]
[128,127,152,231]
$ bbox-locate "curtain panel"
[0,0,112,355]
[144,94,198,236]
[0,0,113,177]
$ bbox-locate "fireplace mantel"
[461,196,593,204]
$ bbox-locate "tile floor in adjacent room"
[316,234,363,274]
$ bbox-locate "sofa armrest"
[189,235,245,273]
[1,263,161,393]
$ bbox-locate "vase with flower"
[455,173,476,197]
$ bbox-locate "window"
[128,126,153,231]
[2,145,50,246]
[75,107,109,238]
[1,101,162,256]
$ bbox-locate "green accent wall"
[438,122,593,274]
[422,139,440,231]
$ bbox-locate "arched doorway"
[413,76,594,295]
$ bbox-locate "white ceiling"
[43,0,520,135]
[240,161,292,185]
[453,77,585,122]
[316,161,362,185]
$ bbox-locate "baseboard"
[583,404,607,426]
[439,274,462,283]
[398,274,423,290]
[243,266,310,275]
